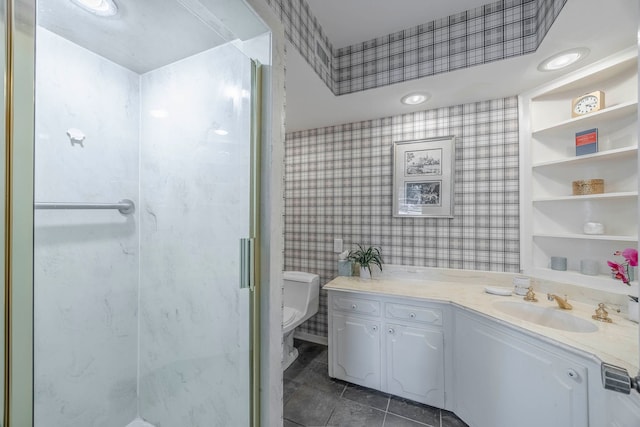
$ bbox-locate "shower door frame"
[249,59,263,427]
[3,0,36,426]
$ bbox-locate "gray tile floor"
[284,340,469,427]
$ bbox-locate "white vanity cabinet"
[325,277,640,426]
[385,302,445,406]
[606,389,640,427]
[453,310,589,427]
[329,292,382,389]
[331,311,382,389]
[328,290,447,407]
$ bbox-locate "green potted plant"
[348,244,384,279]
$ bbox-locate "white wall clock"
[571,90,605,117]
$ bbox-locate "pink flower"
[609,248,637,286]
[607,261,630,284]
[622,248,638,267]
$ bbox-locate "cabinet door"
[330,313,381,389]
[454,312,588,427]
[606,390,640,427]
[386,323,444,407]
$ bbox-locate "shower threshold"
[125,417,156,427]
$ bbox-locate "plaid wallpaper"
[264,0,335,92]
[285,97,520,338]
[265,0,567,95]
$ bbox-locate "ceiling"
[37,0,267,74]
[307,0,491,48]
[286,0,638,131]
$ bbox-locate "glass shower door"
[32,1,266,426]
[136,42,256,427]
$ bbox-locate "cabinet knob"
[351,304,357,310]
[567,369,579,380]
[372,325,378,331]
[388,328,395,334]
[409,312,416,318]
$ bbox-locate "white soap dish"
[484,286,512,296]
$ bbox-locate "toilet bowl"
[282,271,319,370]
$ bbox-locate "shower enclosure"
[3,0,270,425]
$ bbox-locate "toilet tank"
[283,271,320,313]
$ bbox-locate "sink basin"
[492,301,598,333]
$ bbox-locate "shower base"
[125,418,156,427]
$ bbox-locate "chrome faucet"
[547,294,573,310]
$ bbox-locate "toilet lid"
[283,306,299,328]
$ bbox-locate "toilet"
[282,271,320,370]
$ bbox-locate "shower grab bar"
[34,199,135,215]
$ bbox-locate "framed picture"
[392,136,455,218]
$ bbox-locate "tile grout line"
[325,383,346,427]
[339,383,347,398]
[324,406,337,427]
[385,411,432,426]
[381,396,391,427]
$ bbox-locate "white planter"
[628,300,639,323]
[359,265,381,279]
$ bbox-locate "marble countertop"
[324,275,639,374]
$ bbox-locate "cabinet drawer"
[385,303,442,325]
[332,294,380,316]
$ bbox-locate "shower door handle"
[240,238,255,290]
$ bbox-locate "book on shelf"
[575,128,598,156]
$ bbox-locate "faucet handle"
[524,286,538,302]
[592,303,613,323]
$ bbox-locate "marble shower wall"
[34,29,255,427]
[138,43,253,426]
[33,28,140,427]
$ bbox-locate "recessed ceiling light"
[70,0,118,16]
[537,48,590,72]
[214,129,229,136]
[401,92,430,105]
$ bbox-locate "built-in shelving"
[520,47,638,291]
[532,146,638,168]
[533,233,637,242]
[532,191,638,203]
[532,101,638,136]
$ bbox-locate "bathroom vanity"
[328,291,448,407]
[325,273,640,427]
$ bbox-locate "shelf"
[532,101,638,136]
[532,191,638,202]
[532,146,638,168]
[533,233,637,242]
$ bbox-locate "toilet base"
[282,330,299,370]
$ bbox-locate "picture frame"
[392,136,455,218]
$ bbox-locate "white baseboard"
[293,331,328,346]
